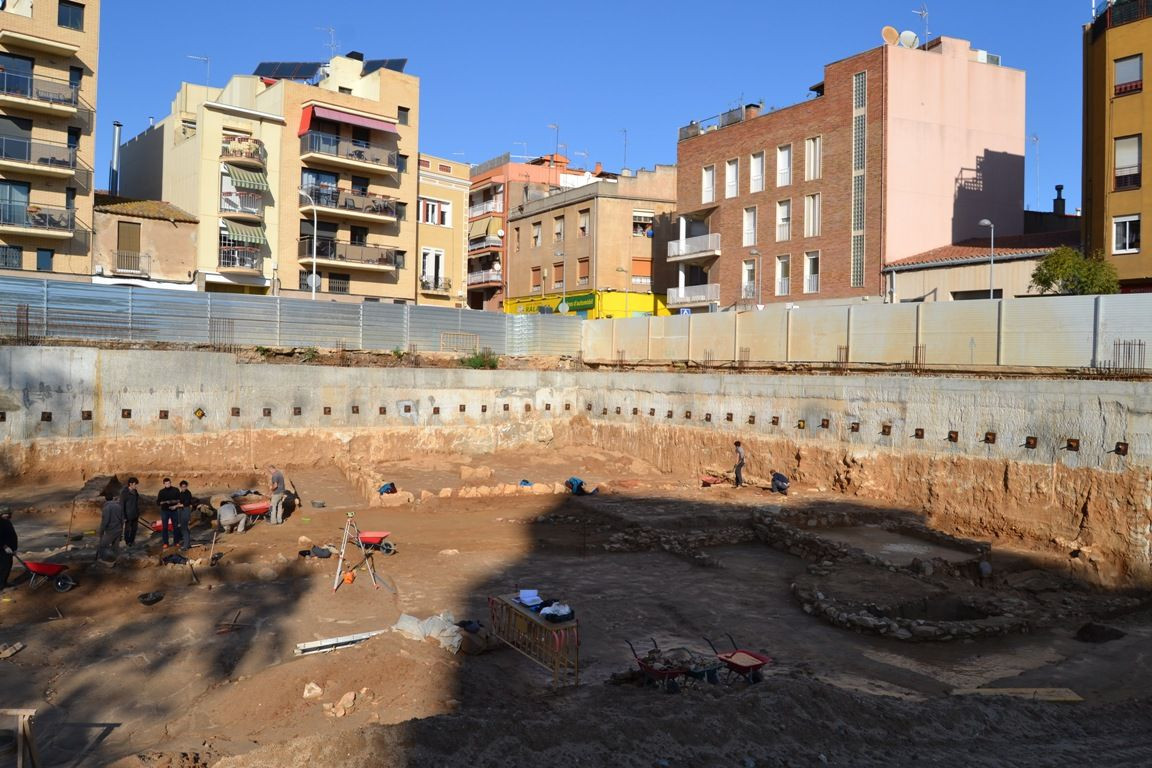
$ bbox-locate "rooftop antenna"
[511,140,530,160]
[621,128,628,171]
[912,4,930,44]
[317,25,341,59]
[1030,134,1041,211]
[186,55,210,87]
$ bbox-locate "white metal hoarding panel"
[47,281,131,340]
[920,301,999,365]
[1096,294,1152,368]
[736,307,788,362]
[0,276,48,338]
[615,317,650,362]
[648,315,689,361]
[361,303,410,351]
[581,318,614,362]
[850,303,918,363]
[689,311,736,363]
[279,299,363,349]
[1001,296,1096,367]
[789,305,849,362]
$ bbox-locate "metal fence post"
[846,305,854,363]
[276,297,281,347]
[1091,295,1103,368]
[359,303,364,351]
[128,287,134,342]
[42,278,48,337]
[995,299,1004,366]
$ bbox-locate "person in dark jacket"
[99,492,124,562]
[156,478,181,548]
[120,477,141,546]
[176,480,194,551]
[0,506,17,590]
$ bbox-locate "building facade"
[415,152,468,307]
[0,0,99,281]
[504,164,677,319]
[120,53,419,301]
[671,35,1025,311]
[91,194,198,289]
[1083,0,1150,291]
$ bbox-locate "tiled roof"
[93,194,198,224]
[884,230,1081,271]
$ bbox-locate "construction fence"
[0,275,582,357]
[582,295,1152,370]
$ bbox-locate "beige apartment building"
[119,52,420,301]
[415,153,468,307]
[504,165,677,318]
[0,0,99,281]
[91,194,198,288]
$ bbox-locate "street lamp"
[616,265,630,317]
[978,219,995,300]
[299,187,318,300]
[750,249,761,305]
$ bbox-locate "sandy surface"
[2,450,1152,767]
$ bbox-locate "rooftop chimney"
[346,51,365,61]
[1054,184,1066,216]
[109,121,123,195]
[744,102,762,119]
[593,161,603,175]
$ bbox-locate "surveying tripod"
[332,511,380,592]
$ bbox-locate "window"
[578,258,590,286]
[117,221,141,257]
[421,248,447,290]
[1114,215,1141,254]
[852,176,866,230]
[531,222,541,247]
[776,200,791,241]
[328,272,350,294]
[0,180,30,224]
[0,245,20,269]
[553,215,565,242]
[1115,135,1141,190]
[953,289,1003,301]
[514,227,521,252]
[805,136,822,180]
[851,234,865,288]
[804,194,821,237]
[750,152,764,193]
[397,107,410,126]
[0,115,31,161]
[725,158,738,198]
[58,0,84,30]
[632,210,653,237]
[552,261,565,289]
[741,259,756,300]
[36,248,53,271]
[67,127,81,151]
[351,175,370,195]
[419,197,451,226]
[396,154,408,173]
[531,266,542,291]
[775,255,790,295]
[742,206,757,247]
[0,53,33,98]
[804,251,820,293]
[631,258,652,287]
[352,127,370,146]
[578,208,590,237]
[701,165,715,203]
[395,202,407,221]
[350,225,368,246]
[298,270,313,291]
[853,115,866,171]
[776,145,791,186]
[66,187,76,210]
[1116,55,1142,95]
[853,71,867,110]
[338,87,352,95]
[69,66,83,92]
[394,250,406,269]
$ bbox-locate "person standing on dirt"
[156,478,181,548]
[98,491,124,562]
[268,465,287,525]
[0,506,17,590]
[176,480,195,551]
[120,477,141,546]
[733,441,746,488]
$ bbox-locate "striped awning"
[226,164,269,191]
[222,220,266,244]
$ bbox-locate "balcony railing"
[0,136,75,169]
[300,131,397,170]
[0,249,20,269]
[467,269,502,286]
[577,276,589,286]
[776,277,790,295]
[666,283,720,305]
[0,70,78,107]
[299,184,399,219]
[469,235,503,251]
[113,250,150,275]
[1094,0,1152,29]
[219,191,264,217]
[632,275,652,286]
[667,232,722,259]
[0,202,74,232]
[552,280,565,291]
[421,275,452,292]
[220,136,267,167]
[218,245,263,272]
[1116,79,1143,96]
[468,197,504,217]
[298,237,399,268]
[804,275,820,293]
[1116,166,1142,190]
[741,283,756,300]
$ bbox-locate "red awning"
[312,106,398,134]
[297,105,314,137]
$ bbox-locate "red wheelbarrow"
[11,551,76,592]
[705,634,772,683]
[626,638,688,693]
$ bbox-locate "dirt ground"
[3,448,1152,767]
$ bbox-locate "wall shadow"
[952,149,1025,243]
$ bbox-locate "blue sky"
[96,0,1091,211]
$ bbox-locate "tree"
[1029,246,1119,296]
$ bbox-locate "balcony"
[1093,0,1152,31]
[1116,79,1143,96]
[299,184,400,223]
[218,245,263,274]
[219,191,264,221]
[112,250,151,276]
[741,283,756,300]
[632,275,652,286]
[220,137,267,169]
[776,277,790,296]
[667,233,721,263]
[420,275,452,294]
[666,283,720,306]
[297,237,399,272]
[1116,166,1142,191]
[0,202,74,239]
[300,131,398,175]
[0,136,79,179]
[468,197,504,218]
[0,71,80,116]
[468,235,503,252]
[804,275,820,293]
[0,29,81,57]
[467,269,502,287]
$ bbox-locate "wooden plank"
[951,687,1083,702]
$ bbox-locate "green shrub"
[460,348,498,369]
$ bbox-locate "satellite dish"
[496,228,505,238]
[898,30,920,49]
[881,26,899,45]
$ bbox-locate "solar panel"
[252,62,323,80]
[363,59,408,75]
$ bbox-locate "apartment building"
[671,35,1025,311]
[1083,0,1150,291]
[91,194,198,289]
[466,153,598,311]
[119,52,419,301]
[415,152,468,307]
[504,164,677,319]
[0,0,98,281]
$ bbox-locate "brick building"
[671,35,1025,311]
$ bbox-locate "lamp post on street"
[978,219,995,300]
[299,187,318,300]
[750,249,761,305]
